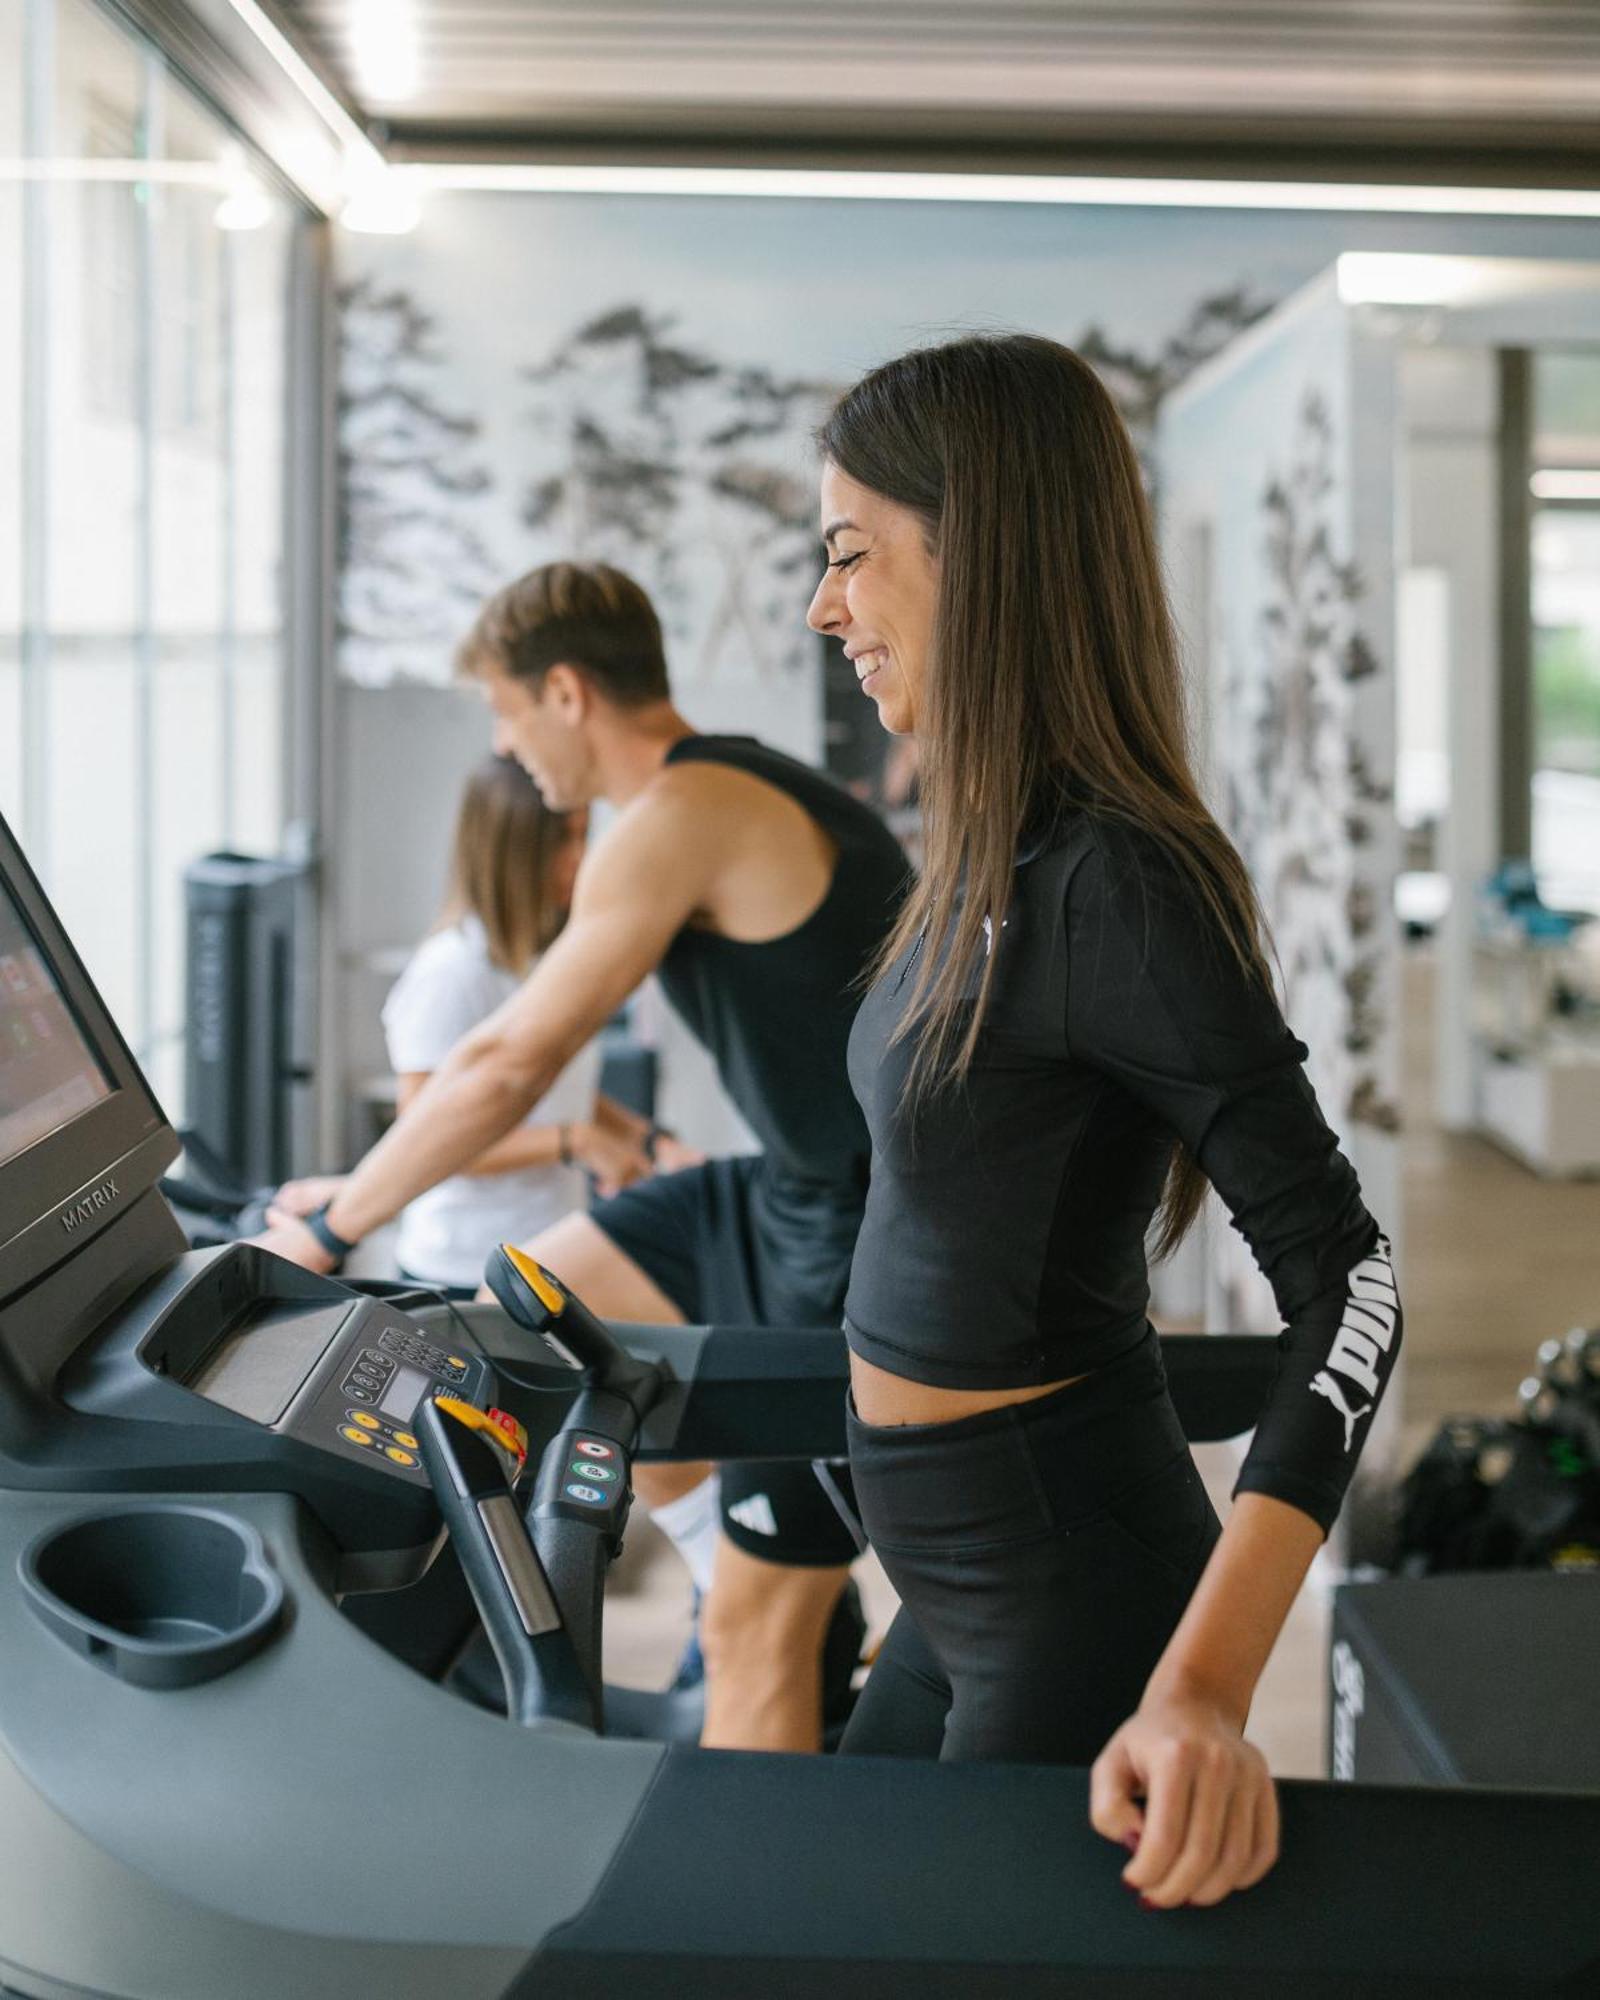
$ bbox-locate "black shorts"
[590,1155,862,1569]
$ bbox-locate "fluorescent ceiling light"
[405,160,1600,219]
[1532,469,1600,501]
[222,0,383,174]
[349,0,420,104]
[1337,254,1485,306]
[1338,251,1600,306]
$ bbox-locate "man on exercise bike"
[258,559,909,1752]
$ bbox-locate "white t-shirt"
[380,917,602,1290]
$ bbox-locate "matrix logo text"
[61,1180,119,1234]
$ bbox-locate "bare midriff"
[848,1348,1090,1428]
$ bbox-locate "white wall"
[327,196,1600,1172]
[1161,274,1404,1339]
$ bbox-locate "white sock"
[649,1474,722,1597]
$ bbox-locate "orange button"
[340,1426,374,1448]
[393,1431,419,1450]
[384,1446,418,1467]
[447,1356,467,1370]
[350,1412,380,1430]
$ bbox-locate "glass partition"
[3,0,302,1114]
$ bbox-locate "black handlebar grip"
[485,1243,665,1411]
[415,1397,597,1733]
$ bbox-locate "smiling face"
[806,462,939,737]
[476,656,595,811]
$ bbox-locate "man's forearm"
[324,1038,554,1242]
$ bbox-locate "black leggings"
[841,1326,1221,1765]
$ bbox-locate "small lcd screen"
[0,883,112,1169]
[381,1364,431,1422]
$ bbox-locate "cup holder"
[19,1506,285,1689]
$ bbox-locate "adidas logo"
[727,1494,779,1538]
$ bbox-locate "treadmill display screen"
[380,1365,430,1421]
[0,884,112,1168]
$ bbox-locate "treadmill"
[0,804,1595,2000]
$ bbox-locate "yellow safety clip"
[433,1394,528,1470]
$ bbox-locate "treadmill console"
[188,1297,492,1484]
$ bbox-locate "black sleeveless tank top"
[656,736,910,1193]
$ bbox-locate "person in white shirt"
[276,755,654,1296]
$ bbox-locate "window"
[1531,352,1600,914]
[3,0,303,1118]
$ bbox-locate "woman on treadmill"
[806,335,1401,1911]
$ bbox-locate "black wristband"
[302,1202,355,1270]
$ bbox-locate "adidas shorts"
[590,1154,863,1569]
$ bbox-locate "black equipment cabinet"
[183,851,310,1188]
[1329,1570,1600,1789]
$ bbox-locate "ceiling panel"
[269,0,1600,175]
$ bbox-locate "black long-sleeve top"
[843,806,1401,1535]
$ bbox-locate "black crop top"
[843,807,1401,1535]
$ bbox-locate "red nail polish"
[1138,1896,1160,1912]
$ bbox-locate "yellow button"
[447,1357,467,1370]
[385,1446,418,1467]
[340,1426,374,1448]
[350,1412,380,1430]
[393,1431,419,1450]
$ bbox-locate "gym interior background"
[2,0,1598,1780]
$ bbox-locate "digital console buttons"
[340,1426,375,1448]
[575,1440,613,1461]
[384,1446,418,1468]
[564,1484,607,1506]
[570,1463,616,1483]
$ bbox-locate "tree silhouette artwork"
[520,308,837,685]
[338,275,499,685]
[1078,286,1274,471]
[1225,390,1398,1137]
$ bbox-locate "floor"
[601,944,1600,1782]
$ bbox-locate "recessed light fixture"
[1531,470,1600,502]
[215,179,273,230]
[339,165,422,235]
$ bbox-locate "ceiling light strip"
[221,0,384,172]
[406,160,1600,218]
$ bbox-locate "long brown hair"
[819,333,1273,1258]
[440,755,575,973]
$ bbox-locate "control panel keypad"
[337,1406,420,1466]
[378,1325,470,1385]
[325,1318,482,1476]
[341,1346,395,1403]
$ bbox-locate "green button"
[571,1463,616,1482]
